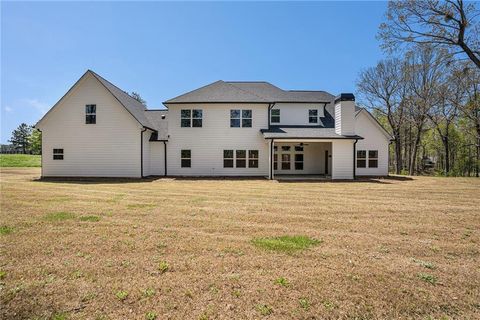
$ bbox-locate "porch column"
[269,139,275,180]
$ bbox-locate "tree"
[357,58,408,174]
[9,123,33,154]
[379,0,480,69]
[130,92,146,106]
[29,129,42,155]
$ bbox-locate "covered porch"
[261,127,362,180]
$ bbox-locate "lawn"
[0,154,41,167]
[1,168,479,319]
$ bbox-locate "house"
[35,70,392,179]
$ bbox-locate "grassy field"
[1,168,479,319]
[0,154,41,167]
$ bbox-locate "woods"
[357,0,479,176]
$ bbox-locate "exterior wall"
[273,142,331,175]
[355,111,390,176]
[165,103,270,176]
[332,139,354,179]
[335,100,355,135]
[37,73,143,177]
[142,129,151,176]
[149,142,165,176]
[270,103,325,126]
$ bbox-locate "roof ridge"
[163,80,224,103]
[226,82,271,102]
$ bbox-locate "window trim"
[248,150,259,168]
[368,150,378,168]
[85,104,96,124]
[308,109,318,124]
[223,149,234,168]
[357,150,366,168]
[53,148,64,160]
[230,109,252,128]
[271,109,280,123]
[236,150,246,168]
[181,109,203,127]
[181,149,191,168]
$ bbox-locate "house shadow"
[276,175,414,184]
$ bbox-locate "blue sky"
[1,1,387,143]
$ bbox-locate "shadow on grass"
[33,175,268,184]
[277,175,414,184]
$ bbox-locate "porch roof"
[260,127,363,140]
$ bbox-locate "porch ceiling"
[260,127,363,140]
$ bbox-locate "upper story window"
[271,109,280,123]
[181,109,202,127]
[85,104,96,124]
[230,109,252,127]
[53,148,64,160]
[309,109,318,123]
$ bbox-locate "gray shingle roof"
[260,127,363,139]
[164,80,335,104]
[145,110,168,140]
[89,70,156,130]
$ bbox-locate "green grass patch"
[256,304,273,316]
[79,215,100,222]
[44,211,76,222]
[0,225,14,235]
[252,235,321,253]
[418,273,437,284]
[0,154,41,167]
[274,277,289,286]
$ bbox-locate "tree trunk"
[393,130,402,174]
[443,136,450,175]
[409,123,423,176]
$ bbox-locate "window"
[271,109,280,123]
[85,104,96,124]
[181,109,202,127]
[368,150,378,168]
[295,154,304,170]
[181,150,191,167]
[236,150,246,168]
[230,109,252,127]
[357,150,366,168]
[294,145,304,152]
[309,109,318,123]
[248,150,259,168]
[53,148,64,160]
[281,154,290,170]
[273,154,278,170]
[223,150,234,168]
[281,146,290,151]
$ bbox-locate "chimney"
[334,93,355,136]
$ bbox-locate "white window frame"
[53,148,64,160]
[271,109,280,123]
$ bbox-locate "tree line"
[357,0,479,176]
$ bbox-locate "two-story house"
[36,70,391,179]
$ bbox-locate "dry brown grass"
[1,168,479,320]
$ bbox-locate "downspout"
[163,141,168,176]
[353,139,358,180]
[140,128,147,178]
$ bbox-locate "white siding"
[165,103,270,176]
[149,142,165,176]
[142,129,152,176]
[332,140,354,179]
[37,73,143,177]
[271,103,325,126]
[355,111,390,176]
[335,100,355,135]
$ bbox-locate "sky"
[1,1,387,143]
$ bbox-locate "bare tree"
[405,45,446,175]
[379,0,480,69]
[357,58,407,174]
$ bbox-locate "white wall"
[37,73,143,177]
[332,139,354,179]
[149,142,165,176]
[142,129,152,176]
[270,103,325,126]
[355,111,390,176]
[165,103,270,176]
[335,100,355,136]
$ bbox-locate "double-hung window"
[230,109,252,127]
[236,150,246,168]
[223,150,234,168]
[248,150,259,168]
[181,150,191,168]
[85,104,96,124]
[181,109,202,127]
[368,150,378,168]
[53,149,64,160]
[357,150,366,168]
[281,154,290,170]
[271,109,280,123]
[308,109,318,123]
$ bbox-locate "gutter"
[141,127,147,178]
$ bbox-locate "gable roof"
[36,70,155,131]
[164,80,335,104]
[355,107,393,140]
